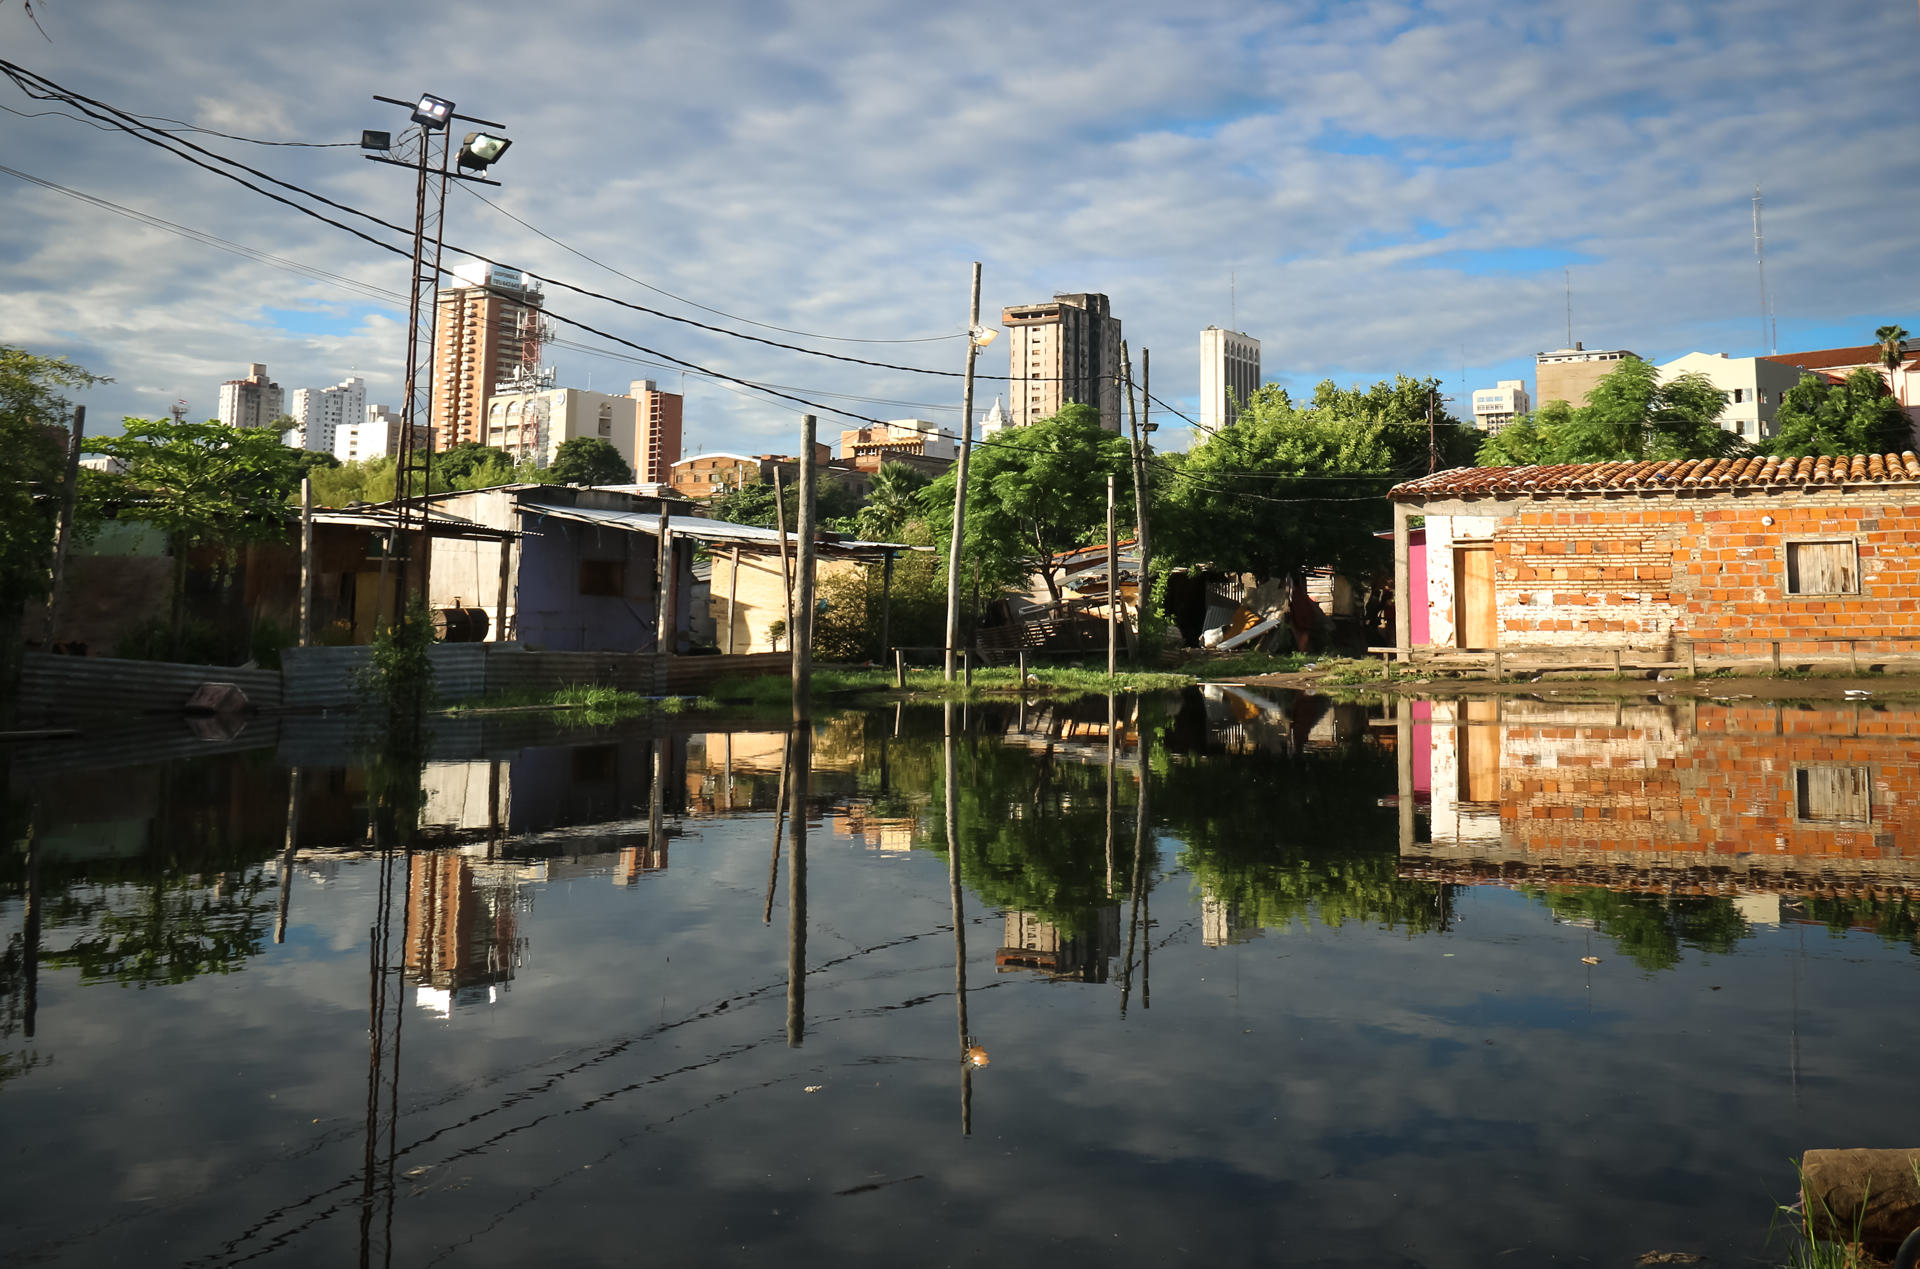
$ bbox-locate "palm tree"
[855,460,930,541]
[1875,324,1909,406]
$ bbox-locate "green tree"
[707,475,863,530]
[1763,368,1913,457]
[921,404,1134,604]
[1876,323,1908,379]
[432,441,514,485]
[549,437,633,486]
[0,347,106,641]
[855,461,931,542]
[1478,357,1737,465]
[85,419,304,652]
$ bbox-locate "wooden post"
[773,472,795,651]
[879,550,894,663]
[648,737,666,869]
[297,478,314,648]
[654,504,674,655]
[1849,638,1859,676]
[786,727,811,1048]
[726,546,741,654]
[1610,648,1622,675]
[1017,651,1027,686]
[1105,470,1121,679]
[942,702,972,1134]
[1105,692,1117,897]
[894,648,905,688]
[1493,649,1503,681]
[1686,639,1697,678]
[1123,344,1153,664]
[792,416,818,724]
[765,730,788,925]
[943,262,983,683]
[276,767,301,944]
[1392,500,1412,662]
[963,649,973,688]
[1771,639,1782,675]
[40,405,85,645]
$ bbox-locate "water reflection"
[2,691,1917,1267]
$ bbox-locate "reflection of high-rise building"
[995,907,1122,982]
[1201,888,1257,948]
[405,852,528,1016]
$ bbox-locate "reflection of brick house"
[1390,455,1920,660]
[995,908,1121,982]
[1403,699,1920,897]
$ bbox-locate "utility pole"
[772,471,795,648]
[944,262,985,682]
[40,405,84,645]
[1124,347,1152,662]
[1107,474,1118,678]
[297,476,313,647]
[792,416,818,724]
[1428,387,1439,475]
[654,503,674,654]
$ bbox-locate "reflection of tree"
[1789,894,1919,952]
[1527,887,1752,971]
[1161,727,1456,935]
[41,873,273,987]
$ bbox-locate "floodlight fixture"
[411,93,455,129]
[968,323,997,347]
[457,130,512,171]
[360,129,392,151]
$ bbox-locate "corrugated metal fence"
[17,652,285,723]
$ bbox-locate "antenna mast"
[1564,268,1572,347]
[1753,186,1773,355]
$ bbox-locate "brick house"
[1388,453,1920,661]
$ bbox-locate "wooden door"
[1454,546,1497,649]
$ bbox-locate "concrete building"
[1199,327,1261,431]
[334,404,427,464]
[1534,343,1637,408]
[1470,380,1531,432]
[217,363,284,430]
[287,376,366,455]
[629,379,684,484]
[484,385,639,476]
[1003,293,1123,431]
[670,452,764,500]
[431,262,546,452]
[1656,352,1802,443]
[839,420,957,467]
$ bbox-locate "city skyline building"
[1199,327,1261,431]
[216,362,283,430]
[1003,292,1123,431]
[1657,352,1802,443]
[287,375,366,454]
[1534,343,1637,408]
[431,261,546,452]
[334,403,427,463]
[1470,379,1531,432]
[629,379,684,484]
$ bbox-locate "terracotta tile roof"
[1389,453,1920,501]
[1764,343,1916,372]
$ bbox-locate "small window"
[1785,541,1859,595]
[1796,766,1871,825]
[578,560,626,596]
[1732,388,1744,404]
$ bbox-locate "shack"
[1388,453,1920,665]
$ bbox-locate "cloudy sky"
[2,0,1916,454]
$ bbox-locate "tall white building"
[1003,293,1123,431]
[334,404,426,463]
[1656,352,1803,443]
[483,386,642,476]
[1199,327,1261,430]
[217,363,284,430]
[1471,380,1531,432]
[288,376,367,454]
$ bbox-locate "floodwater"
[2,690,1916,1268]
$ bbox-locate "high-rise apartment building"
[1002,292,1123,431]
[431,262,545,451]
[288,376,366,454]
[334,403,428,463]
[217,363,284,430]
[628,379,684,484]
[1535,343,1637,408]
[1199,327,1261,430]
[1470,380,1531,432]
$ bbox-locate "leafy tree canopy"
[432,441,514,484]
[1158,376,1463,582]
[707,474,863,531]
[855,461,932,543]
[1477,356,1736,466]
[86,419,302,554]
[920,404,1134,603]
[1,345,107,614]
[549,436,633,486]
[1762,368,1913,458]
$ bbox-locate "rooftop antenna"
[1564,267,1573,348]
[1753,186,1773,355]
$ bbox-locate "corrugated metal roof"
[1389,453,1920,501]
[522,503,915,559]
[311,508,514,540]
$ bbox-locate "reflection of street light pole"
[364,92,512,623]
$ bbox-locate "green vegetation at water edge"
[705,663,1193,705]
[443,683,706,717]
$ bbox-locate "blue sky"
[2,0,1916,454]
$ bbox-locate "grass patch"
[705,662,1194,704]
[444,683,706,717]
[1179,649,1315,678]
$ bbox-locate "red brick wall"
[1484,492,1920,650]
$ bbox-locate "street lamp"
[411,93,455,129]
[457,131,512,172]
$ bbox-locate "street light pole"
[944,262,986,683]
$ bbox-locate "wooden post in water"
[944,702,973,1135]
[765,730,788,926]
[786,726,810,1048]
[40,406,86,646]
[1105,692,1117,897]
[773,473,795,650]
[1107,475,1118,678]
[276,768,302,944]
